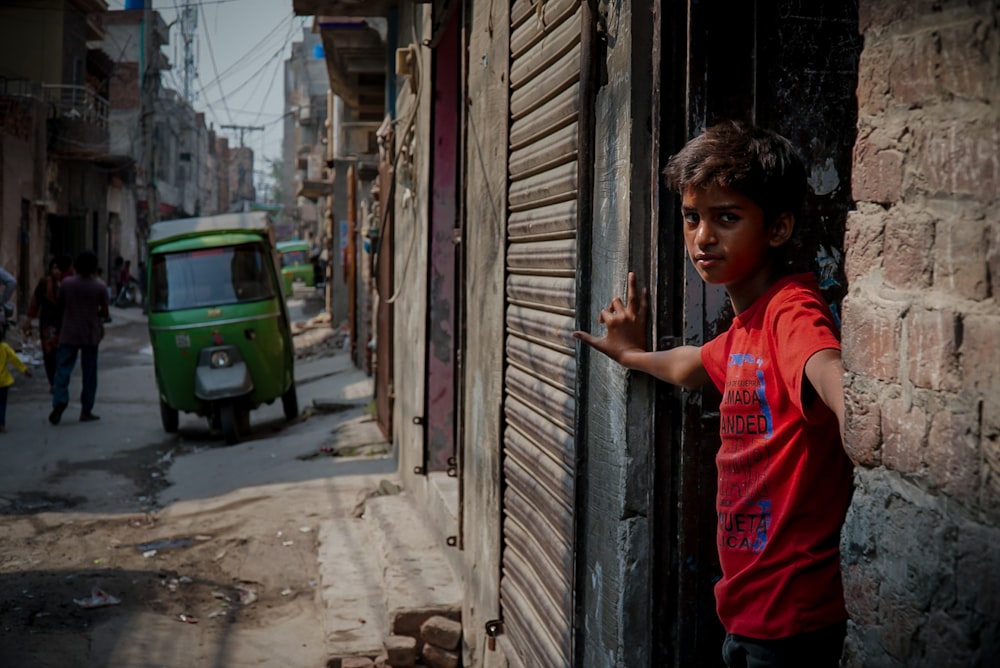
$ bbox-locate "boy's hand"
[573,272,649,363]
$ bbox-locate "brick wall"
[842,2,1000,666]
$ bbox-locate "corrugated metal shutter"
[501,0,583,665]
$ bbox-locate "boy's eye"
[683,211,700,225]
[718,212,740,223]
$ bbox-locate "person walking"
[0,266,16,308]
[0,327,32,433]
[49,250,108,425]
[27,255,73,391]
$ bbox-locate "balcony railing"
[42,84,108,129]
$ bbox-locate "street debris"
[135,537,196,552]
[73,587,122,609]
[311,399,359,414]
[162,576,194,592]
[352,478,404,518]
[178,614,198,624]
[236,585,257,606]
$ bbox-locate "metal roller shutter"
[501,0,583,665]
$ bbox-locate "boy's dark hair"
[663,120,808,225]
[75,250,99,277]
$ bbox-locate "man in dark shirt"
[49,250,109,425]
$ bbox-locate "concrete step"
[316,517,389,660]
[426,471,463,583]
[364,493,462,640]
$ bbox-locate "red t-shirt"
[700,274,853,639]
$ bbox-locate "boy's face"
[681,183,792,307]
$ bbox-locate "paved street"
[0,295,401,667]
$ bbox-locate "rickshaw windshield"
[150,242,277,312]
[280,250,308,267]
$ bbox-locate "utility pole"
[180,1,197,104]
[142,0,158,235]
[220,124,264,147]
[221,125,264,210]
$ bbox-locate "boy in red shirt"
[574,121,853,667]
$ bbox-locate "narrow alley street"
[0,292,400,667]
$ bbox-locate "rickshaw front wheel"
[160,400,179,433]
[282,383,299,422]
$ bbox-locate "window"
[150,242,277,312]
[280,250,308,267]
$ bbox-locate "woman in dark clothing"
[27,255,73,391]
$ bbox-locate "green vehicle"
[146,212,299,444]
[276,239,314,296]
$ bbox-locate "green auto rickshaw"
[275,239,315,297]
[146,212,298,444]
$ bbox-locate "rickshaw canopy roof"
[148,212,273,248]
[276,239,310,251]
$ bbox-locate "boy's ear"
[769,212,795,247]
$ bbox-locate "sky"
[107,0,311,194]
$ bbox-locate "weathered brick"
[890,20,998,105]
[844,208,885,284]
[927,404,980,503]
[852,139,904,205]
[862,0,1000,34]
[959,314,1000,397]
[842,295,902,382]
[920,610,975,667]
[420,615,462,651]
[881,394,927,474]
[843,374,883,466]
[956,523,1000,622]
[878,591,924,661]
[914,119,1000,201]
[340,657,374,668]
[858,0,909,34]
[883,208,933,289]
[986,222,1000,298]
[933,215,990,300]
[888,33,935,105]
[857,40,891,115]
[906,308,960,390]
[421,643,460,668]
[980,402,1000,522]
[843,563,881,626]
[384,635,417,666]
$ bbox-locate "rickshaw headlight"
[210,350,231,368]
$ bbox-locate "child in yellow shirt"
[0,335,32,432]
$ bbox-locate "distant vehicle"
[146,212,298,444]
[275,239,315,297]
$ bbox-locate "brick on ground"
[422,643,460,668]
[420,615,462,651]
[384,634,417,666]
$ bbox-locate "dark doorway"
[17,200,31,315]
[652,2,861,666]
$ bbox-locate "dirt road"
[0,297,395,667]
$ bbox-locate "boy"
[574,121,853,668]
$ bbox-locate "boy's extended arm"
[804,348,846,439]
[573,272,710,389]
